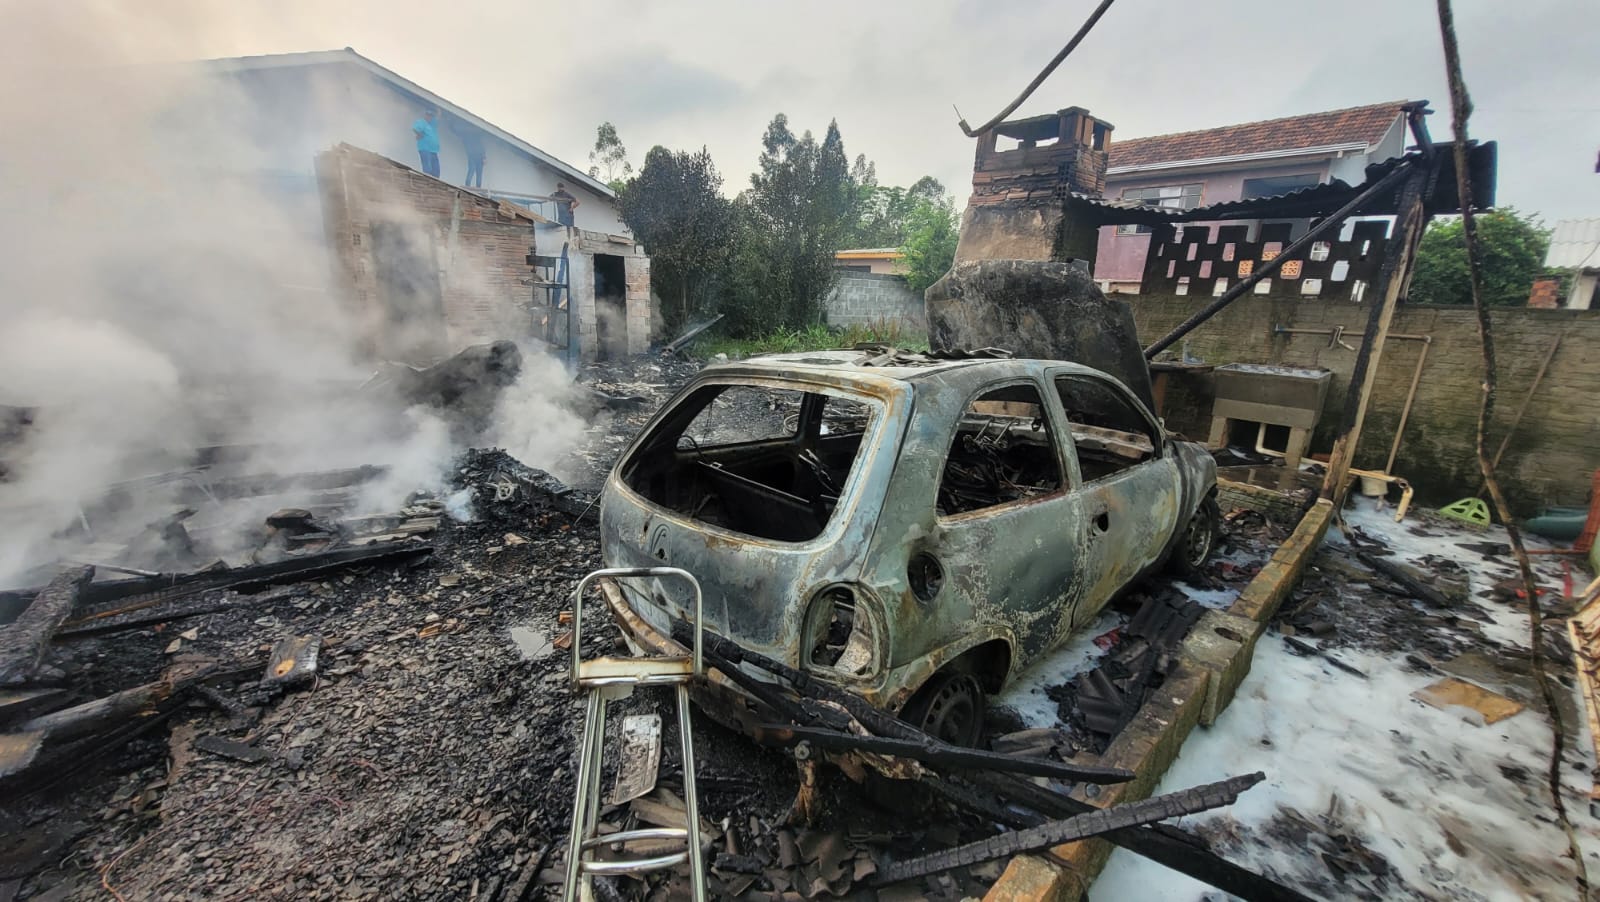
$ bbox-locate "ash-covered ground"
[0,355,994,902]
[1096,501,1600,901]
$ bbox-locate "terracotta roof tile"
[1108,102,1409,170]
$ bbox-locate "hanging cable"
[957,0,1117,136]
[1435,1,1589,896]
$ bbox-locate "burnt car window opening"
[1055,375,1158,482]
[621,383,879,543]
[937,383,1064,516]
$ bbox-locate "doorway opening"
[594,254,627,361]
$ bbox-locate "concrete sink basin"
[1213,364,1333,428]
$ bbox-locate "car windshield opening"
[620,382,879,542]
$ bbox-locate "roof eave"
[1107,141,1374,177]
[204,48,617,200]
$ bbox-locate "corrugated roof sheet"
[1546,219,1600,270]
[1070,143,1497,224]
[1108,102,1408,170]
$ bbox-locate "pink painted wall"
[1093,161,1329,286]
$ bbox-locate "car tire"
[1171,495,1221,578]
[900,671,986,748]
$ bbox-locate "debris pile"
[1067,591,1205,751]
[610,622,1287,900]
[0,449,619,899]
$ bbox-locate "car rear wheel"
[1172,495,1220,578]
[900,671,985,748]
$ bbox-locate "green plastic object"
[1439,497,1492,528]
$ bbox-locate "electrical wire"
[957,0,1117,137]
[1435,1,1590,896]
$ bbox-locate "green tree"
[587,122,633,191]
[1410,208,1551,306]
[849,175,948,248]
[728,114,858,332]
[619,145,734,333]
[900,194,959,295]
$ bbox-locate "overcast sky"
[122,0,1600,221]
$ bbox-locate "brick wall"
[824,273,927,331]
[1528,278,1562,309]
[317,143,538,364]
[1129,294,1600,514]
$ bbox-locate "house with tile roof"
[1094,101,1411,293]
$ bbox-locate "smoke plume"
[0,4,590,586]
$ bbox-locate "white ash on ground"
[1095,500,1599,901]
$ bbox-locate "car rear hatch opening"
[618,380,888,544]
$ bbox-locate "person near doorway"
[550,183,579,227]
[453,119,487,188]
[413,108,441,178]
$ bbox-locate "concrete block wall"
[624,254,652,355]
[1129,294,1600,514]
[824,272,927,332]
[566,251,596,359]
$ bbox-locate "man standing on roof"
[413,108,441,178]
[452,118,487,188]
[550,182,579,227]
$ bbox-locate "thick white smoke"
[0,4,591,586]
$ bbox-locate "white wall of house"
[206,60,627,236]
[1328,116,1408,185]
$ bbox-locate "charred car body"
[598,349,1218,745]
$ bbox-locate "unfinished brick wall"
[317,143,538,364]
[1129,295,1600,514]
[1528,278,1563,309]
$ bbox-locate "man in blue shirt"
[413,108,441,178]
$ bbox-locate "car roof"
[708,349,1114,384]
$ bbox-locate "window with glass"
[1115,183,1203,235]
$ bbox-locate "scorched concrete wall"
[1130,295,1600,514]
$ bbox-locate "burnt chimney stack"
[970,106,1114,205]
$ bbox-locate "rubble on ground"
[3,347,1594,901]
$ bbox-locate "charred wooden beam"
[58,543,432,632]
[15,680,174,745]
[752,722,1135,784]
[0,566,93,686]
[1354,551,1454,609]
[1319,162,1434,505]
[677,621,1313,902]
[0,687,71,726]
[875,772,1264,885]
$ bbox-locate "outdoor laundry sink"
[1208,364,1334,467]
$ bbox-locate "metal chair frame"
[562,567,706,902]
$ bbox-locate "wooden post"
[1320,165,1433,506]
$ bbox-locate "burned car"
[598,349,1218,745]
